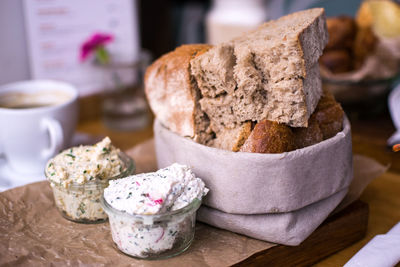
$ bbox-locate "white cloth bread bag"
[154,117,353,245]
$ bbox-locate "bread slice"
[292,116,323,148]
[191,8,328,128]
[293,89,344,148]
[144,44,213,143]
[145,44,253,152]
[311,89,344,139]
[211,122,252,152]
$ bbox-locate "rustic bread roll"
[144,44,213,143]
[311,89,344,139]
[191,8,328,129]
[292,116,323,149]
[325,16,356,51]
[321,15,378,72]
[319,50,353,73]
[240,90,344,153]
[240,120,295,153]
[294,89,344,148]
[353,26,378,70]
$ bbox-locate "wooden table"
[77,113,400,266]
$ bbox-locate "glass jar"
[100,51,152,131]
[46,152,135,224]
[101,195,202,259]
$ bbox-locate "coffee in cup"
[0,80,79,175]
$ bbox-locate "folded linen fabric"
[154,118,353,215]
[344,222,400,267]
[197,188,348,246]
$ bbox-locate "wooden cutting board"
[235,200,368,266]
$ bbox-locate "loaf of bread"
[320,15,378,73]
[319,50,353,73]
[293,116,323,149]
[311,89,344,140]
[294,89,344,147]
[145,8,343,154]
[144,44,213,143]
[191,8,328,129]
[353,26,378,69]
[325,16,356,51]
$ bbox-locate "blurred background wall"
[0,0,363,88]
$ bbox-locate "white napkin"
[388,83,400,146]
[344,222,400,267]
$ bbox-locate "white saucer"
[0,133,101,192]
[0,158,45,192]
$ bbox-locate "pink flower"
[80,33,114,62]
[153,198,163,205]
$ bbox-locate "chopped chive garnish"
[83,170,87,174]
[78,202,85,214]
[65,153,75,159]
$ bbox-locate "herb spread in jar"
[46,137,125,188]
[46,137,132,223]
[103,163,208,258]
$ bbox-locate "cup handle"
[41,118,64,159]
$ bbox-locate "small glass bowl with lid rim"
[100,194,202,259]
[45,151,135,224]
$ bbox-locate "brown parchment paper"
[0,139,387,266]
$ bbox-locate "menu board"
[23,0,140,96]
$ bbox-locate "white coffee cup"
[0,80,79,175]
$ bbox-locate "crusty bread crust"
[311,89,344,139]
[241,90,344,153]
[144,44,212,138]
[325,16,356,50]
[240,120,295,153]
[293,116,323,149]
